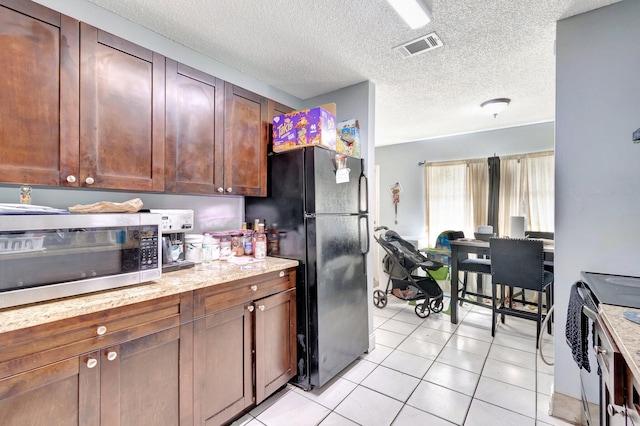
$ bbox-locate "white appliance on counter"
[149,209,195,272]
[0,213,162,309]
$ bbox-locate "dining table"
[447,238,555,324]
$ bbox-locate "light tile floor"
[232,296,572,426]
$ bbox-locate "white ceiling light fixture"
[386,0,433,29]
[481,98,511,118]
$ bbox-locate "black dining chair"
[489,237,554,347]
[448,231,492,306]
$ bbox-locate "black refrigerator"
[245,146,370,390]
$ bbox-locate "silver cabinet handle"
[251,285,258,292]
[258,305,265,311]
[96,326,107,336]
[106,351,118,361]
[226,187,233,193]
[85,176,95,185]
[248,305,255,312]
[66,175,77,183]
[217,187,224,193]
[86,358,98,369]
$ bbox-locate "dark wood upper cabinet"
[224,84,269,197]
[165,59,224,194]
[0,0,79,187]
[79,23,165,191]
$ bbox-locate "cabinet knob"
[66,175,77,183]
[217,187,224,193]
[85,177,95,185]
[279,271,285,277]
[607,403,625,417]
[595,346,608,356]
[258,305,265,311]
[251,285,258,292]
[226,187,233,193]
[248,305,255,312]
[86,358,98,369]
[96,325,107,336]
[106,351,118,361]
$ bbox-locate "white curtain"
[424,159,489,246]
[498,156,523,237]
[522,152,555,232]
[425,151,554,244]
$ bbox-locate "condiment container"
[184,234,203,263]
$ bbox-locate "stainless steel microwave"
[0,213,161,309]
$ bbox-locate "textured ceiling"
[86,0,622,146]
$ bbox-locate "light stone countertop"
[0,257,298,334]
[600,304,640,381]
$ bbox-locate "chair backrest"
[489,238,544,291]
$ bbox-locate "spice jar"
[231,233,244,256]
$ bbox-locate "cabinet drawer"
[194,268,295,317]
[0,293,192,379]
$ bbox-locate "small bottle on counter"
[243,230,253,256]
[202,233,213,265]
[267,223,279,256]
[254,223,267,260]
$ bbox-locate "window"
[424,152,554,245]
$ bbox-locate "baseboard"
[549,389,585,425]
[368,331,376,353]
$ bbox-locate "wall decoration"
[389,182,403,224]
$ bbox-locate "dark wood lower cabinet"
[193,303,253,425]
[98,326,185,426]
[0,268,296,426]
[193,288,296,425]
[255,288,297,404]
[0,358,83,425]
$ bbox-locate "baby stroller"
[374,226,445,318]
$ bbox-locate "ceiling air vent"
[393,32,443,58]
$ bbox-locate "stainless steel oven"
[0,213,161,309]
[578,272,640,426]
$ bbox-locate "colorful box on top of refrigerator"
[336,119,361,158]
[272,105,336,152]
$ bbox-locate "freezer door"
[305,147,366,215]
[307,213,369,388]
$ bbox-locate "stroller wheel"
[415,303,430,318]
[373,290,388,308]
[430,297,444,313]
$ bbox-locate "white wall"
[375,122,554,240]
[555,0,640,404]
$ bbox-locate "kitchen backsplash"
[0,185,243,234]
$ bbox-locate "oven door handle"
[583,305,598,321]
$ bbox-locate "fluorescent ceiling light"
[387,0,432,29]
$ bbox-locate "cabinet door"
[193,303,253,425]
[0,356,98,426]
[224,84,268,196]
[268,100,295,120]
[80,23,165,191]
[0,1,79,187]
[165,60,224,194]
[255,287,297,404]
[99,325,188,426]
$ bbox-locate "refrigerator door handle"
[358,159,368,214]
[360,214,370,255]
